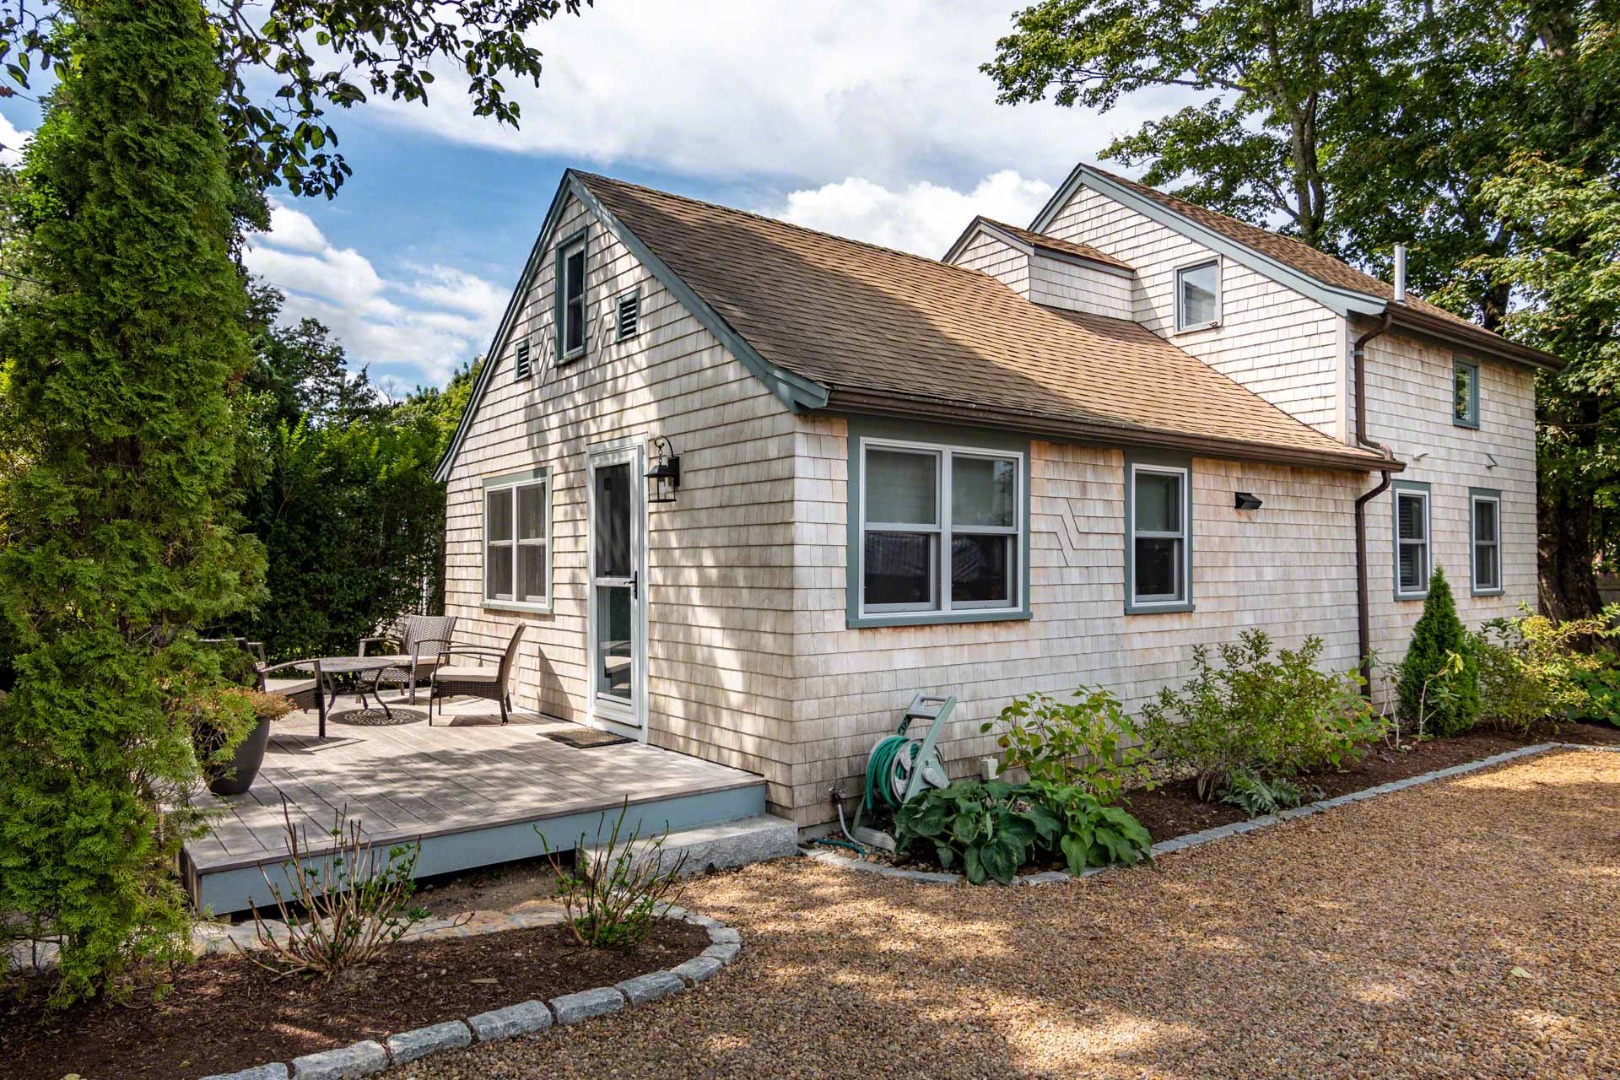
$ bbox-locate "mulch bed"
[1122,719,1620,842]
[0,918,710,1080]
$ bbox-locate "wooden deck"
[182,694,766,914]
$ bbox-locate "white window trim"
[855,437,1026,622]
[1394,486,1431,600]
[560,237,587,364]
[1127,462,1192,609]
[483,474,553,613]
[1174,257,1222,333]
[1471,492,1503,596]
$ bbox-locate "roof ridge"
[1078,163,1390,293]
[573,170,1002,282]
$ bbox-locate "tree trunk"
[1538,483,1603,619]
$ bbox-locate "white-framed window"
[1471,490,1502,595]
[484,473,550,609]
[1127,461,1192,610]
[1394,483,1431,599]
[857,438,1024,620]
[558,235,587,363]
[1175,259,1221,332]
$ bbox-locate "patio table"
[293,655,407,722]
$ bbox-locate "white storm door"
[586,443,647,732]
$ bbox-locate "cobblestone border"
[185,904,738,1080]
[805,742,1617,887]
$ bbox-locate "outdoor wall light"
[1234,491,1263,511]
[646,436,681,503]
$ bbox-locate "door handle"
[629,571,638,601]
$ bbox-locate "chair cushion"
[435,665,499,683]
[263,677,318,696]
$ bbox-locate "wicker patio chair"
[359,614,457,703]
[428,625,524,725]
[199,637,330,739]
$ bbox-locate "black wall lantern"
[646,436,681,503]
[1234,491,1263,511]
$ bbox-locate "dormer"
[944,217,1134,321]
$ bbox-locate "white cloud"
[364,0,1191,191]
[771,170,1055,257]
[0,112,32,167]
[244,203,501,388]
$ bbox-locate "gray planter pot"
[205,715,272,796]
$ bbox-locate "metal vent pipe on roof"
[1394,244,1407,304]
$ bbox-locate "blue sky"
[0,1,1195,391]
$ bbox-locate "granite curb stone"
[289,1039,389,1079]
[189,909,743,1079]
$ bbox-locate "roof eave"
[1380,306,1564,372]
[823,389,1403,474]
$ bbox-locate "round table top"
[297,655,405,674]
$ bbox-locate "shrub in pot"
[190,687,294,796]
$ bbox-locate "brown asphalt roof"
[576,172,1392,472]
[970,217,1133,271]
[1081,165,1561,369]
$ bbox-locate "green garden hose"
[864,734,915,813]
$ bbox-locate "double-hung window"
[1175,259,1221,332]
[484,472,550,609]
[1127,460,1192,611]
[1394,482,1431,599]
[1471,489,1502,595]
[557,232,587,364]
[856,438,1025,622]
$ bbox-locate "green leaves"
[981,684,1152,804]
[1141,631,1385,809]
[895,779,1152,885]
[1396,568,1482,738]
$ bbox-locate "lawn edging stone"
[191,904,741,1080]
[804,742,1608,887]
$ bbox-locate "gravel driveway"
[398,748,1620,1079]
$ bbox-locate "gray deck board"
[184,694,766,884]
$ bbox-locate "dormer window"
[1175,259,1221,332]
[556,230,587,365]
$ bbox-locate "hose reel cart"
[840,693,955,852]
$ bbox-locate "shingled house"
[433,164,1558,828]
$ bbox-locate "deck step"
[585,814,798,878]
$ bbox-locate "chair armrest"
[357,636,399,657]
[243,641,267,665]
[257,658,323,680]
[411,637,454,663]
[438,646,506,662]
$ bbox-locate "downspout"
[1352,309,1397,691]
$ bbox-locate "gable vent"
[513,339,532,381]
[616,292,641,341]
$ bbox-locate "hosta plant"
[895,779,1151,885]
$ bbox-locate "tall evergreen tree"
[1397,568,1482,736]
[0,0,263,1002]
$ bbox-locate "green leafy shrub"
[1396,568,1480,736]
[242,808,435,980]
[186,686,295,775]
[895,779,1151,884]
[1140,630,1382,804]
[1476,607,1620,731]
[981,685,1151,804]
[544,799,689,947]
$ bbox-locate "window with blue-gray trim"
[847,420,1030,627]
[1393,481,1430,599]
[1125,452,1194,613]
[555,229,588,365]
[1470,488,1503,595]
[484,469,551,610]
[1454,358,1480,428]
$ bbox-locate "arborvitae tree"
[0,0,263,1002]
[1397,567,1481,737]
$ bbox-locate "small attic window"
[513,339,532,381]
[616,291,641,342]
[1175,259,1221,332]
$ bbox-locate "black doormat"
[330,708,427,727]
[545,728,632,749]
